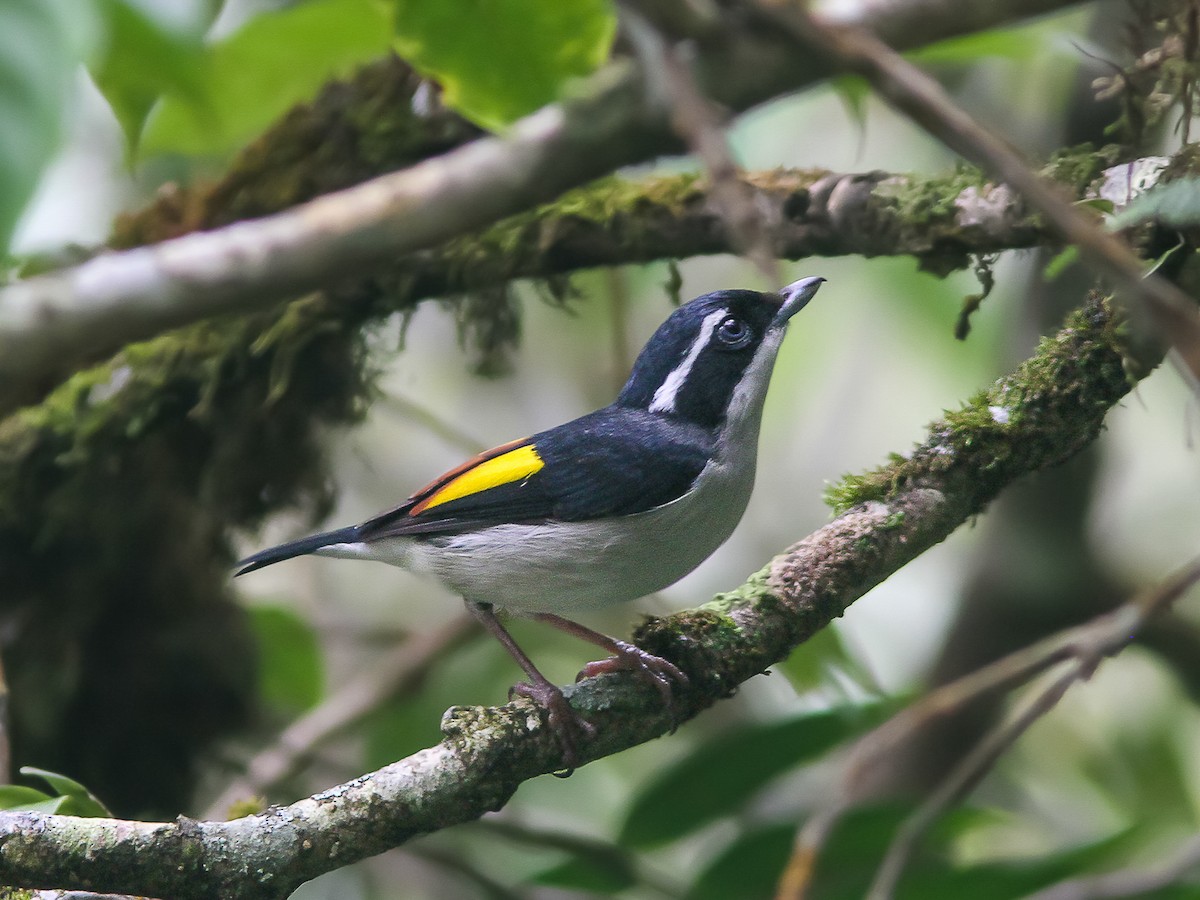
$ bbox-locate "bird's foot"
[578,640,688,727]
[511,679,596,775]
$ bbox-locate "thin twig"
[378,394,488,456]
[779,561,1200,900]
[863,563,1200,899]
[779,622,1086,897]
[621,3,779,280]
[868,660,1090,900]
[204,614,476,820]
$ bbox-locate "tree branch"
[203,614,477,820]
[865,561,1200,899]
[0,0,1087,416]
[0,290,1152,898]
[753,0,1200,384]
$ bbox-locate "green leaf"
[0,0,81,252]
[910,26,1049,65]
[392,0,616,130]
[831,74,870,128]
[18,766,111,817]
[533,854,637,894]
[1042,246,1078,280]
[902,828,1139,900]
[90,0,208,157]
[685,824,796,900]
[142,0,392,158]
[1109,177,1200,231]
[249,606,323,712]
[21,765,92,798]
[776,624,878,695]
[809,803,987,899]
[0,784,56,809]
[619,702,889,848]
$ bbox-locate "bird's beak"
[776,276,826,323]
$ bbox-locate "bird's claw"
[577,640,688,729]
[511,680,596,775]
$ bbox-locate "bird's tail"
[234,525,362,576]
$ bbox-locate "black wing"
[359,406,714,540]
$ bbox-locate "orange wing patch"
[410,443,544,515]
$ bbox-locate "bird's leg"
[467,601,594,772]
[530,612,688,712]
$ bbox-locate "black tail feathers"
[234,525,362,576]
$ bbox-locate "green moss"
[225,796,268,820]
[435,170,708,289]
[873,165,989,226]
[1041,143,1123,194]
[823,453,908,514]
[655,608,741,646]
[706,564,772,610]
[0,297,370,813]
[824,295,1132,518]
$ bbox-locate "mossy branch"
[0,0,1085,417]
[0,294,1151,898]
[0,148,1153,815]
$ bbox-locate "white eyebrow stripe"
[649,309,727,414]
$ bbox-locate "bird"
[236,276,825,768]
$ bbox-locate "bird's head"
[617,277,824,429]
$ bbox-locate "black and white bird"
[237,276,825,766]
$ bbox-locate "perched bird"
[237,276,825,767]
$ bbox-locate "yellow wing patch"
[412,444,544,515]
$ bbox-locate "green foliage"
[249,605,324,713]
[898,828,1140,900]
[685,823,796,900]
[1043,245,1079,280]
[776,625,878,695]
[0,767,111,817]
[831,74,870,128]
[139,0,392,158]
[530,845,637,893]
[1109,176,1200,231]
[392,0,616,130]
[910,24,1052,65]
[90,0,208,157]
[0,0,85,253]
[619,702,889,848]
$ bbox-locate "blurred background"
[6,0,1200,897]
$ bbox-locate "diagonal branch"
[865,561,1200,899]
[0,291,1152,899]
[753,0,1200,383]
[0,0,1087,417]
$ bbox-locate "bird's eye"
[716,316,752,348]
